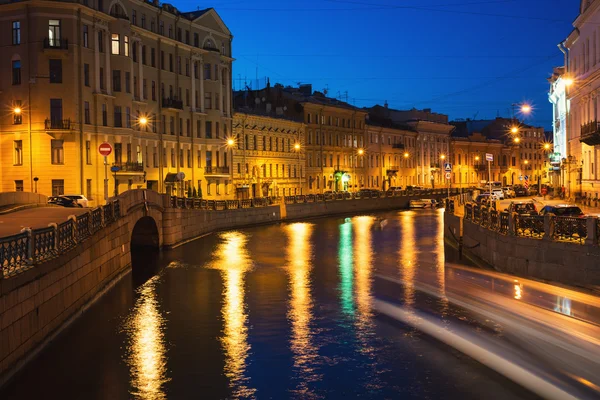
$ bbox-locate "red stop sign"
[99,142,112,157]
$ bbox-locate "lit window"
[124,35,129,56]
[111,33,120,55]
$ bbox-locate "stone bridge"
[0,188,458,384]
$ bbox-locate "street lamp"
[13,107,21,115]
[520,104,532,114]
[353,148,365,192]
[510,126,519,134]
[514,137,521,144]
[294,142,301,194]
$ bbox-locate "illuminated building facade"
[0,0,234,204]
[232,111,306,198]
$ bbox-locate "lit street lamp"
[294,142,301,194]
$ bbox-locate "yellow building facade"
[0,0,234,205]
[232,112,306,198]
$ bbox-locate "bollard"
[585,216,597,246]
[543,214,553,241]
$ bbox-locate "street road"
[0,207,88,236]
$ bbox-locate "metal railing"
[554,217,587,242]
[113,162,144,172]
[162,97,183,110]
[515,215,544,238]
[490,210,499,231]
[43,37,68,49]
[0,199,121,278]
[204,166,230,175]
[45,118,71,130]
[499,212,509,234]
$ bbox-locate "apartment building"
[0,0,233,205]
[232,111,306,198]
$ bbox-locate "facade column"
[219,65,224,116]
[191,59,196,110]
[94,27,101,92]
[138,41,143,99]
[105,31,111,95]
[226,66,231,117]
[199,57,205,112]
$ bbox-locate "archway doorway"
[131,216,160,284]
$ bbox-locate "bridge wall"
[444,212,600,286]
[0,219,130,383]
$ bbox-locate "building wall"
[0,0,234,205]
[303,104,367,192]
[231,112,306,198]
[365,125,417,189]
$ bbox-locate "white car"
[63,194,89,207]
[502,187,515,198]
[491,188,505,200]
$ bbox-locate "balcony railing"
[474,164,486,172]
[392,143,405,149]
[205,166,230,175]
[580,120,600,146]
[386,165,400,172]
[162,97,183,110]
[43,37,68,49]
[45,118,71,130]
[113,162,144,172]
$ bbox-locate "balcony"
[205,166,230,176]
[162,97,183,110]
[45,118,71,130]
[474,164,486,172]
[113,162,144,173]
[392,143,405,149]
[43,37,68,50]
[386,165,400,173]
[430,163,441,169]
[580,120,600,146]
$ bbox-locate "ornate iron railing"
[480,208,490,227]
[0,232,30,277]
[465,203,473,221]
[554,217,587,242]
[91,208,103,233]
[33,227,56,262]
[57,220,76,253]
[472,205,481,223]
[499,212,509,234]
[76,213,90,242]
[515,215,544,238]
[490,210,499,231]
[103,202,114,225]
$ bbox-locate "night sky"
[178,0,579,129]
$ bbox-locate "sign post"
[99,143,113,202]
[486,153,493,198]
[444,163,452,200]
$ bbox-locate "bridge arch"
[131,216,160,249]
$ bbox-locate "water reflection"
[339,220,354,315]
[555,297,574,316]
[354,216,374,333]
[285,223,321,398]
[399,211,416,305]
[436,209,449,312]
[124,275,169,400]
[210,232,255,399]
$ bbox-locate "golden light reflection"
[514,280,523,300]
[435,209,448,311]
[125,275,169,400]
[354,216,375,347]
[284,223,320,396]
[210,231,255,398]
[399,212,416,305]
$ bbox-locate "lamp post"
[355,148,365,192]
[403,152,409,188]
[226,137,235,197]
[294,142,301,194]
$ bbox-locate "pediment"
[193,9,231,36]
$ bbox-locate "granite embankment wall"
[444,212,600,287]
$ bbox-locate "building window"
[204,92,212,109]
[15,180,24,192]
[168,24,173,38]
[169,53,173,72]
[204,63,211,79]
[215,93,220,110]
[12,21,21,45]
[10,105,22,124]
[151,48,156,67]
[14,140,23,165]
[141,13,146,28]
[141,45,147,65]
[102,104,107,126]
[131,9,137,25]
[49,59,62,83]
[126,107,131,128]
[111,33,120,55]
[86,140,92,164]
[143,79,147,99]
[48,19,61,47]
[12,60,21,85]
[100,67,105,89]
[125,72,130,93]
[152,81,156,101]
[83,63,90,86]
[170,117,175,135]
[83,25,89,48]
[86,179,93,200]
[124,35,129,56]
[51,140,64,164]
[206,121,212,138]
[52,179,65,196]
[114,106,122,127]
[84,101,90,124]
[114,143,122,164]
[113,70,121,91]
[171,148,175,167]
[177,27,182,42]
[132,43,137,62]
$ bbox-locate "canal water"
[1,210,536,399]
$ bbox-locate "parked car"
[63,194,89,207]
[514,185,528,197]
[538,204,585,217]
[505,200,538,216]
[48,196,82,208]
[387,186,403,192]
[475,193,499,206]
[502,187,516,198]
[491,188,505,200]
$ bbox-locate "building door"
[50,98,62,124]
[52,179,64,196]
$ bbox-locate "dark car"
[538,204,584,217]
[48,196,81,208]
[506,200,538,216]
[514,185,528,197]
